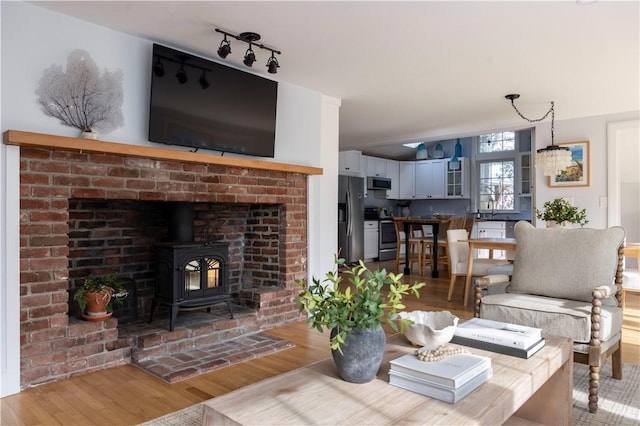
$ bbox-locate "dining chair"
[436,217,474,275]
[393,218,423,273]
[446,229,511,303]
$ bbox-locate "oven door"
[378,220,397,260]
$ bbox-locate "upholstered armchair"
[474,221,625,414]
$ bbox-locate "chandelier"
[505,94,572,177]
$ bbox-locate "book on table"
[388,351,491,389]
[389,366,493,404]
[450,335,546,359]
[453,317,542,350]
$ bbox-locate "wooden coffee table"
[203,333,572,425]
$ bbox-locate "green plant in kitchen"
[295,255,425,353]
[73,274,128,320]
[535,197,588,227]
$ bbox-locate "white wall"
[0,1,339,396]
[533,111,639,229]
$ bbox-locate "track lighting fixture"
[176,64,187,84]
[266,53,279,74]
[153,57,164,77]
[243,45,256,67]
[215,28,282,73]
[505,94,572,177]
[199,70,210,89]
[217,35,231,58]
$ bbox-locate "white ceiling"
[29,1,639,159]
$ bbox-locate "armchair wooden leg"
[612,346,622,380]
[588,365,600,413]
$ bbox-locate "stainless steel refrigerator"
[338,175,364,263]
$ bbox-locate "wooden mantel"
[3,130,323,175]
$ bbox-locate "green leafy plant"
[296,256,425,353]
[73,274,128,313]
[535,198,588,227]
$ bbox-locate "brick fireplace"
[13,131,319,388]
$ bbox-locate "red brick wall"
[19,146,309,387]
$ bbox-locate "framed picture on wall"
[549,141,590,187]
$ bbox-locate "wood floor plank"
[2,261,638,426]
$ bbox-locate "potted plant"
[296,256,425,383]
[73,274,128,321]
[535,197,588,228]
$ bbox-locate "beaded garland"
[416,344,469,362]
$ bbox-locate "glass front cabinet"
[445,157,470,198]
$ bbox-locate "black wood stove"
[150,242,232,331]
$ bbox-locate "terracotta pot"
[84,290,112,320]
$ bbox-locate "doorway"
[608,119,640,268]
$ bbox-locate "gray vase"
[331,325,386,383]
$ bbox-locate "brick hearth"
[16,134,314,388]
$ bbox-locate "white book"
[389,352,491,389]
[389,367,493,404]
[454,318,542,350]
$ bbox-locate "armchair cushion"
[479,293,623,343]
[509,222,625,302]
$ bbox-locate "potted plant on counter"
[73,274,128,321]
[535,197,588,228]
[296,256,425,383]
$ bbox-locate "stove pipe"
[168,202,194,242]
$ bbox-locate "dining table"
[393,217,449,278]
[462,237,517,306]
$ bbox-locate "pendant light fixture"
[505,94,572,177]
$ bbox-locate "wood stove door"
[183,255,226,301]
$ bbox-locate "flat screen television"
[148,43,278,157]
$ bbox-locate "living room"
[1,1,638,424]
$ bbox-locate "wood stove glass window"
[184,257,223,298]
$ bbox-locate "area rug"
[140,362,640,425]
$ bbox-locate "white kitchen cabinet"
[415,160,445,199]
[474,221,506,258]
[339,150,362,176]
[445,158,470,198]
[518,153,532,197]
[398,161,415,199]
[364,221,379,260]
[365,156,387,177]
[386,159,400,199]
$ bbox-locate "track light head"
[266,54,279,74]
[217,36,231,58]
[176,65,187,84]
[153,57,164,77]
[199,70,210,89]
[243,47,256,67]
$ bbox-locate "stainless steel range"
[364,207,397,261]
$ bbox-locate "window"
[478,160,515,211]
[478,131,515,153]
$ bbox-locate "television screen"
[149,43,278,157]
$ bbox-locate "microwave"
[367,176,392,191]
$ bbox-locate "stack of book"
[388,351,492,404]
[451,318,545,359]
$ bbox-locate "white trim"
[0,145,21,397]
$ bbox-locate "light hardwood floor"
[2,261,639,426]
